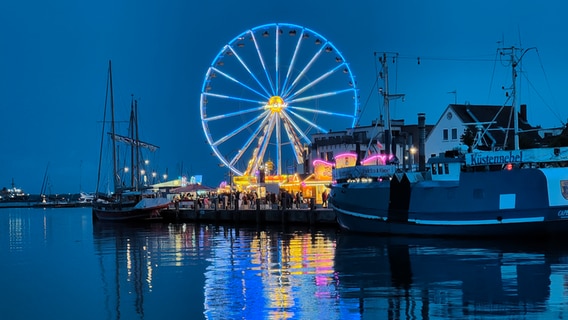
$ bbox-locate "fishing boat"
[92,61,170,221]
[330,48,568,237]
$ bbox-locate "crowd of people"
[172,188,329,210]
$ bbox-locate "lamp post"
[116,166,129,190]
[410,146,417,171]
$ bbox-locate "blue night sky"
[1,0,567,194]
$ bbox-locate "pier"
[160,199,336,226]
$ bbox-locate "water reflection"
[201,227,339,320]
[91,220,568,319]
[335,234,568,319]
[92,221,213,320]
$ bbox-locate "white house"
[425,103,542,160]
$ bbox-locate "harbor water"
[2,207,568,319]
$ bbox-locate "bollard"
[194,199,199,222]
[256,199,262,226]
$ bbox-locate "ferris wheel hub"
[265,96,286,113]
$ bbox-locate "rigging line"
[355,55,380,127]
[521,71,565,126]
[393,53,399,119]
[486,49,500,104]
[359,73,379,127]
[398,55,497,62]
[535,49,565,125]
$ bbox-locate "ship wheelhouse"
[427,157,463,182]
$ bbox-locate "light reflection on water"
[1,208,568,319]
[202,228,340,320]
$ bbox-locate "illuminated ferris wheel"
[200,23,359,177]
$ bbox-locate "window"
[451,128,458,140]
[326,152,333,162]
[443,129,449,141]
[431,164,437,174]
[444,163,449,174]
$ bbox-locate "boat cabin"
[427,156,463,181]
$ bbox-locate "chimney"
[519,104,527,122]
[418,113,426,172]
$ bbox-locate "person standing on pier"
[322,189,328,208]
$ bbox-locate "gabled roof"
[449,104,542,149]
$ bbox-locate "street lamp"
[409,146,417,171]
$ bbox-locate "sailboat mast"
[95,61,111,196]
[129,96,136,189]
[135,99,141,190]
[109,61,119,194]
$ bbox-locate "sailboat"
[92,61,170,221]
[330,48,568,237]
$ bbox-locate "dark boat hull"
[334,205,568,237]
[92,207,161,221]
[332,167,568,237]
[92,200,170,221]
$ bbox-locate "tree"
[460,128,475,152]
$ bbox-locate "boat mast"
[135,98,141,190]
[128,96,142,191]
[378,52,404,160]
[129,96,135,190]
[109,61,119,194]
[95,61,111,196]
[501,46,535,150]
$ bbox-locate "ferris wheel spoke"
[247,114,277,175]
[281,41,328,98]
[202,92,264,105]
[286,63,345,101]
[231,113,275,172]
[275,25,280,95]
[280,29,305,95]
[280,115,305,163]
[225,45,272,98]
[280,111,313,144]
[210,67,268,100]
[285,109,330,135]
[288,88,354,104]
[249,30,276,96]
[288,104,357,119]
[210,110,270,147]
[203,103,265,121]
